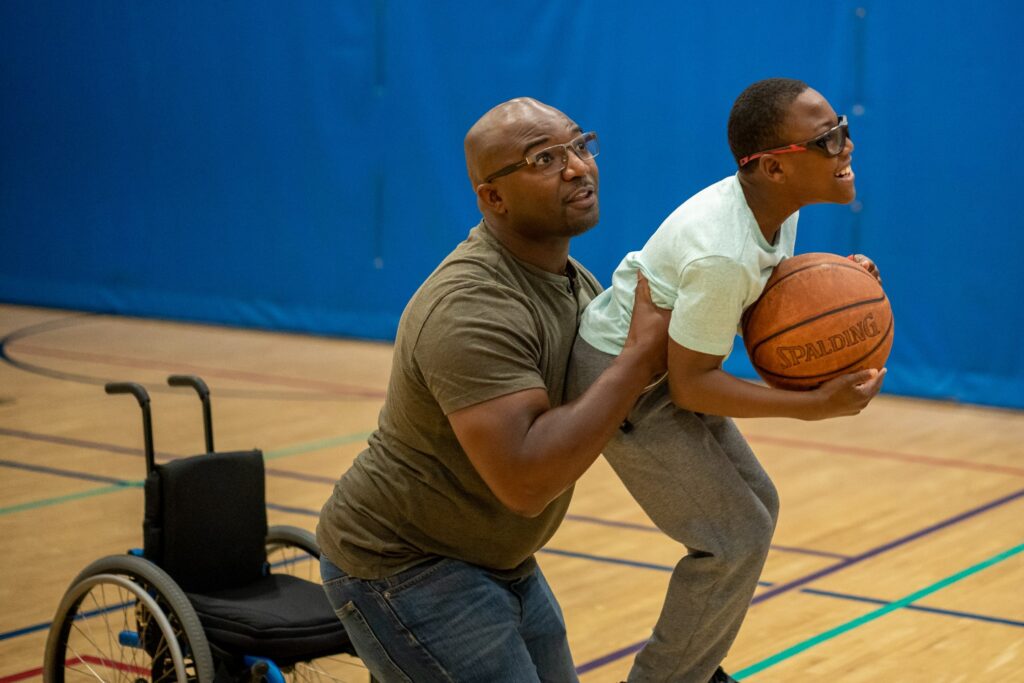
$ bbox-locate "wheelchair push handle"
[167,375,215,453]
[104,382,156,474]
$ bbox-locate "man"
[317,97,670,682]
[568,78,886,682]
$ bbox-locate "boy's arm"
[667,339,885,421]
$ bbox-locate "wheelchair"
[43,375,370,683]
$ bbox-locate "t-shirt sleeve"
[668,256,748,356]
[414,285,547,415]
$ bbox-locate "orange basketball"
[742,252,894,391]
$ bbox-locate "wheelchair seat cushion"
[188,574,353,664]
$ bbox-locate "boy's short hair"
[728,78,809,170]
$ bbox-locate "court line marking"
[0,316,382,402]
[0,429,368,517]
[7,316,1022,475]
[733,542,1024,679]
[2,423,1007,565]
[573,487,1024,675]
[0,458,135,486]
[5,426,1023,670]
[11,342,388,399]
[5,542,1019,650]
[0,483,140,516]
[746,432,1024,478]
[563,513,851,561]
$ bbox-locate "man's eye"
[533,151,554,167]
[573,139,587,152]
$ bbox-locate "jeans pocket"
[380,557,453,598]
[335,601,414,683]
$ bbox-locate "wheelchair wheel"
[265,525,321,583]
[264,526,371,683]
[44,554,215,683]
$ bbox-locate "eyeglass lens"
[817,119,849,156]
[533,133,599,175]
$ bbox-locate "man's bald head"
[464,98,571,188]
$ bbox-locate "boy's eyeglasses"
[739,116,850,167]
[485,132,599,183]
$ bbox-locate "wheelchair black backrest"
[143,449,269,594]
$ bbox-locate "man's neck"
[483,219,572,275]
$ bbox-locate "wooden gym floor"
[1,302,1022,681]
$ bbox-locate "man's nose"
[562,147,590,179]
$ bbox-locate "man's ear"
[476,183,507,214]
[757,154,788,184]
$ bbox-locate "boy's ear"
[758,154,787,184]
[476,183,508,214]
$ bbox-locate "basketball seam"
[753,316,894,382]
[748,295,889,358]
[759,260,877,300]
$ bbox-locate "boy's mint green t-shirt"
[580,174,798,358]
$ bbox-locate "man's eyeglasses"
[739,116,850,167]
[484,132,599,183]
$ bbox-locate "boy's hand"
[806,367,887,420]
[848,254,882,284]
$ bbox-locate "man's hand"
[622,272,672,380]
[848,254,882,284]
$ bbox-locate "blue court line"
[564,513,851,561]
[733,542,1024,679]
[0,600,131,643]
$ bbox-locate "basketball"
[742,252,894,391]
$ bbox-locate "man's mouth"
[566,185,596,204]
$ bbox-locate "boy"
[567,79,886,683]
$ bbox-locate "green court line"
[734,542,1024,679]
[263,431,372,460]
[0,481,143,516]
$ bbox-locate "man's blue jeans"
[320,555,579,682]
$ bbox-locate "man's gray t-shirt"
[317,222,602,579]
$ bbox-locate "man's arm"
[448,274,670,518]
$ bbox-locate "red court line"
[0,666,40,683]
[4,655,155,681]
[8,343,386,399]
[746,432,1024,477]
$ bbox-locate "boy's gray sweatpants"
[566,337,779,683]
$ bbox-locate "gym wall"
[2,1,1021,408]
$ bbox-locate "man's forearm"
[509,349,659,515]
